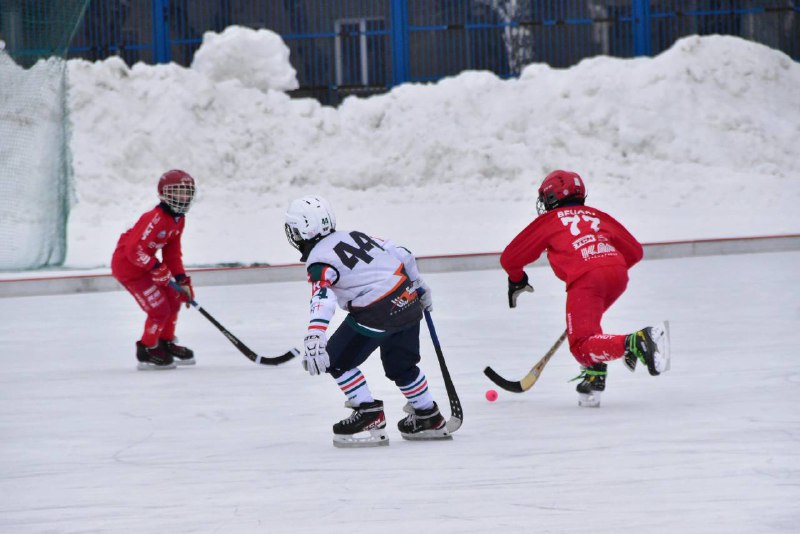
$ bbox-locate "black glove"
[508,273,534,308]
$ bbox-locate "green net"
[0,0,89,270]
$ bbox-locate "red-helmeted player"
[111,170,197,370]
[500,170,670,407]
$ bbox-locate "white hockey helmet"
[284,195,336,251]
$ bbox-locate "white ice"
[1,250,797,533]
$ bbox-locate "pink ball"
[485,389,498,402]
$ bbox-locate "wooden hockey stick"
[169,281,298,366]
[423,310,463,433]
[483,329,567,393]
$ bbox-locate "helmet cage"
[159,182,195,214]
[536,192,559,215]
[158,170,196,215]
[285,223,305,251]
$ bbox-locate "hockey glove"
[303,331,330,376]
[415,279,433,312]
[508,272,534,308]
[150,262,172,286]
[175,274,194,308]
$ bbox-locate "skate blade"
[661,320,671,373]
[652,321,671,375]
[332,428,389,448]
[136,361,177,371]
[174,357,196,366]
[578,392,601,408]
[400,427,452,441]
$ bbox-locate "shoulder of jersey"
[305,231,341,262]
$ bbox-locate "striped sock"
[336,368,373,406]
[399,370,434,410]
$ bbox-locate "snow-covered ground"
[61,29,800,269]
[1,251,798,532]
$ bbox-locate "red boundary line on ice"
[1,233,798,284]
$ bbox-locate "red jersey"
[501,205,643,287]
[112,204,186,282]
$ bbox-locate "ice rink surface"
[1,251,798,533]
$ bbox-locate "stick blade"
[256,347,299,366]
[483,366,525,393]
[446,416,463,433]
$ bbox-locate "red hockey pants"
[565,266,630,367]
[115,273,183,347]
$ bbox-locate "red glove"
[175,274,194,307]
[150,263,172,286]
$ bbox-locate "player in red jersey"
[111,170,197,370]
[500,170,670,407]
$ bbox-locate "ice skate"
[332,400,389,448]
[625,321,671,376]
[623,351,637,372]
[136,341,176,370]
[574,363,607,408]
[397,402,451,441]
[160,339,195,366]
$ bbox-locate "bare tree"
[474,0,535,73]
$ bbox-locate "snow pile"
[190,25,298,92]
[63,31,800,268]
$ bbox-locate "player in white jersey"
[285,195,452,448]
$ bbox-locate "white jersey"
[304,230,423,334]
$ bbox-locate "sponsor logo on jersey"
[140,213,161,240]
[580,242,617,260]
[572,234,596,249]
[136,249,151,265]
[390,285,418,313]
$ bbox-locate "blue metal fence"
[5,1,796,105]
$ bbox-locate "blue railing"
[6,0,796,105]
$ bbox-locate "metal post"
[152,0,170,63]
[390,0,409,86]
[632,0,652,56]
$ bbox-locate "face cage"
[537,193,558,215]
[160,183,195,214]
[536,196,547,215]
[285,223,304,251]
[537,193,585,215]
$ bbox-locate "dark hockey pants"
[326,319,422,388]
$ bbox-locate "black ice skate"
[574,363,607,408]
[625,321,671,376]
[397,402,451,441]
[136,341,176,370]
[332,399,389,448]
[623,351,638,372]
[160,339,195,366]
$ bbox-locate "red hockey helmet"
[158,169,196,214]
[536,170,586,214]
